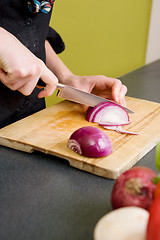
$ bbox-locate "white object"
[103,126,138,135]
[146,0,160,64]
[94,207,149,240]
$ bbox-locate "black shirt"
[0,0,65,128]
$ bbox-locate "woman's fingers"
[110,79,122,102]
[118,85,127,106]
[0,59,58,98]
[38,65,58,98]
[110,79,127,105]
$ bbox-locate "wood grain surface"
[0,96,160,179]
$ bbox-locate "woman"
[0,0,127,128]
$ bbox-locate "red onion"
[67,126,113,157]
[111,167,157,210]
[86,102,130,126]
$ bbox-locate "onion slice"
[85,102,138,135]
[67,126,113,158]
[104,126,139,135]
[85,102,130,126]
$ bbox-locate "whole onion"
[67,126,113,158]
[111,166,157,210]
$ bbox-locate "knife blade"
[56,83,134,114]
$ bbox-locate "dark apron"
[0,0,64,128]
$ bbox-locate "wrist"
[58,71,75,85]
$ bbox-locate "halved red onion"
[86,102,130,126]
[67,126,113,158]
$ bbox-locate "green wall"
[46,0,152,107]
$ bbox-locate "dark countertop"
[0,60,160,240]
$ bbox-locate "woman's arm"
[45,40,127,106]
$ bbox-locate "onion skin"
[85,102,108,122]
[111,167,157,211]
[67,126,113,158]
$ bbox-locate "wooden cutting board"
[0,96,160,179]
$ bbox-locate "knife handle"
[36,83,64,90]
[56,83,65,90]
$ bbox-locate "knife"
[56,83,134,114]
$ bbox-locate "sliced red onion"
[85,102,139,135]
[85,102,130,126]
[67,126,113,158]
[104,126,139,135]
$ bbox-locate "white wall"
[146,0,160,64]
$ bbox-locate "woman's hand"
[61,74,127,109]
[0,27,58,98]
[45,40,127,106]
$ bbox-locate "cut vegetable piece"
[94,207,149,240]
[67,126,113,158]
[103,126,139,135]
[86,102,130,126]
